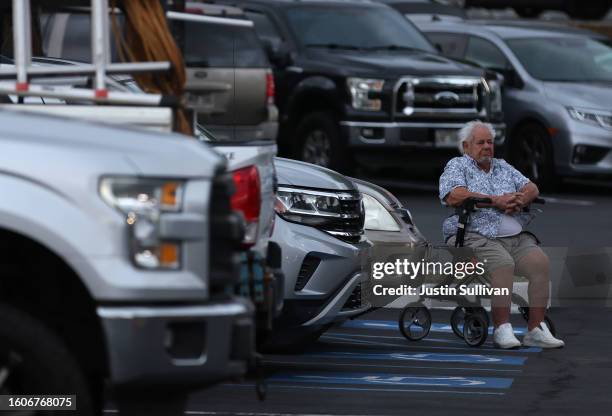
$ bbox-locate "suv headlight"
[347,78,385,111]
[275,186,364,242]
[486,79,502,114]
[100,177,184,270]
[362,193,400,232]
[567,107,612,130]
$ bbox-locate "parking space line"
[325,332,542,352]
[343,320,527,335]
[309,351,527,366]
[265,360,523,373]
[269,372,513,389]
[225,383,506,396]
[320,334,542,353]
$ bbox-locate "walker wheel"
[451,307,489,339]
[399,306,431,341]
[463,313,488,347]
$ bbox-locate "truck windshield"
[508,37,612,82]
[285,5,435,53]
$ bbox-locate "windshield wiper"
[305,43,362,50]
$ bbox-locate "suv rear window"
[183,22,269,68]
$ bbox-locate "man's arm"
[444,186,521,213]
[516,182,540,207]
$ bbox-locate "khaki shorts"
[447,232,541,273]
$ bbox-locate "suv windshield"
[508,37,612,82]
[285,5,435,52]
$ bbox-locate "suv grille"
[209,171,244,296]
[319,192,365,244]
[395,77,484,117]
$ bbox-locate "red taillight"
[265,71,275,105]
[231,166,261,246]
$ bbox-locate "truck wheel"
[295,112,351,173]
[509,122,558,191]
[0,304,97,415]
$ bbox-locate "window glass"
[426,32,467,58]
[508,37,612,82]
[465,36,509,70]
[183,22,268,68]
[245,11,284,51]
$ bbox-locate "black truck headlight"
[347,77,385,111]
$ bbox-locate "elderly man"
[439,120,564,349]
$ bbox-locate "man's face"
[463,126,494,163]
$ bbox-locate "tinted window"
[61,14,91,62]
[285,5,435,52]
[183,22,268,68]
[426,32,467,58]
[245,11,284,51]
[465,36,509,70]
[508,37,612,82]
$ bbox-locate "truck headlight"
[275,186,364,241]
[100,177,184,270]
[567,107,612,130]
[347,78,384,111]
[362,193,400,232]
[486,79,502,114]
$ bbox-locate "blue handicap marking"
[344,319,527,335]
[270,372,513,389]
[313,351,527,366]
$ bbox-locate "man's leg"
[515,248,550,331]
[490,265,514,327]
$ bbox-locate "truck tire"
[0,303,97,415]
[509,122,558,191]
[295,112,351,173]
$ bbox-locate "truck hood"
[274,157,356,191]
[0,109,224,178]
[543,82,612,110]
[301,49,483,77]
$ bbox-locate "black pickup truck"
[221,0,505,173]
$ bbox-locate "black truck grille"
[395,77,483,116]
[209,171,244,296]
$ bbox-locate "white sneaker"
[522,322,565,349]
[493,323,522,349]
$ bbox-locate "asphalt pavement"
[184,180,612,416]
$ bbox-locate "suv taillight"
[231,165,261,247]
[266,70,275,105]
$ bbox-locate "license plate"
[435,129,458,148]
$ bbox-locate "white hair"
[457,120,496,154]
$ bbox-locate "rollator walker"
[398,197,557,347]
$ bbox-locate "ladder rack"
[0,0,174,106]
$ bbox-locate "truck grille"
[395,77,485,118]
[209,170,244,296]
[319,192,365,244]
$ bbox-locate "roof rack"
[0,0,173,106]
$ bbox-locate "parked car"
[464,0,611,20]
[0,109,253,414]
[420,21,612,188]
[220,0,504,174]
[41,3,279,141]
[267,157,372,349]
[376,0,467,23]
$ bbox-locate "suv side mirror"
[493,67,524,90]
[262,40,292,68]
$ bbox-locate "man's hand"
[493,193,523,214]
